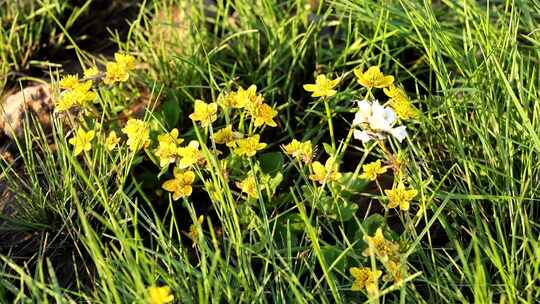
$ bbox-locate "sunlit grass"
[0,0,539,303]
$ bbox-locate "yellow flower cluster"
[121,119,151,151]
[362,228,399,261]
[282,139,313,164]
[55,52,135,113]
[384,85,418,120]
[309,157,341,184]
[104,53,136,85]
[218,85,278,128]
[349,227,408,294]
[56,77,97,112]
[155,128,184,167]
[349,267,382,295]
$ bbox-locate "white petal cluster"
[352,100,407,143]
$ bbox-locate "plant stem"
[323,97,336,151]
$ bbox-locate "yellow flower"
[349,267,382,294]
[84,66,99,78]
[362,228,399,261]
[236,175,258,198]
[56,80,96,111]
[104,62,129,84]
[282,139,313,164]
[250,102,278,127]
[55,92,78,112]
[105,131,120,151]
[232,135,267,157]
[59,75,80,90]
[147,286,174,304]
[73,81,97,104]
[309,157,342,184]
[155,129,184,167]
[385,182,417,211]
[360,160,388,181]
[213,126,242,147]
[162,168,196,200]
[383,84,406,100]
[188,215,204,245]
[354,66,394,88]
[232,85,258,109]
[303,74,340,97]
[389,97,418,120]
[114,53,136,70]
[177,140,204,169]
[68,127,95,156]
[189,100,218,127]
[121,119,150,151]
[383,260,406,286]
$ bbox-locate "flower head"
[188,215,204,245]
[383,84,406,100]
[105,131,120,151]
[385,182,417,211]
[213,126,242,147]
[189,100,218,127]
[360,160,388,181]
[162,169,196,200]
[59,75,80,90]
[232,135,267,157]
[362,228,400,261]
[349,267,382,295]
[104,62,129,84]
[155,129,184,167]
[236,175,259,198]
[231,85,258,109]
[354,66,394,88]
[177,140,204,168]
[352,100,408,143]
[56,80,96,112]
[389,96,418,120]
[147,286,174,304]
[250,102,278,128]
[121,119,150,151]
[309,157,342,184]
[303,75,340,97]
[114,53,136,70]
[282,139,313,164]
[84,67,100,78]
[383,260,407,286]
[68,127,95,155]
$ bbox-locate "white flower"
[353,130,372,143]
[351,99,408,143]
[390,126,407,143]
[352,99,372,126]
[368,101,396,132]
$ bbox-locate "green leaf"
[258,152,284,175]
[363,214,385,235]
[333,172,369,199]
[160,95,182,128]
[322,142,335,155]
